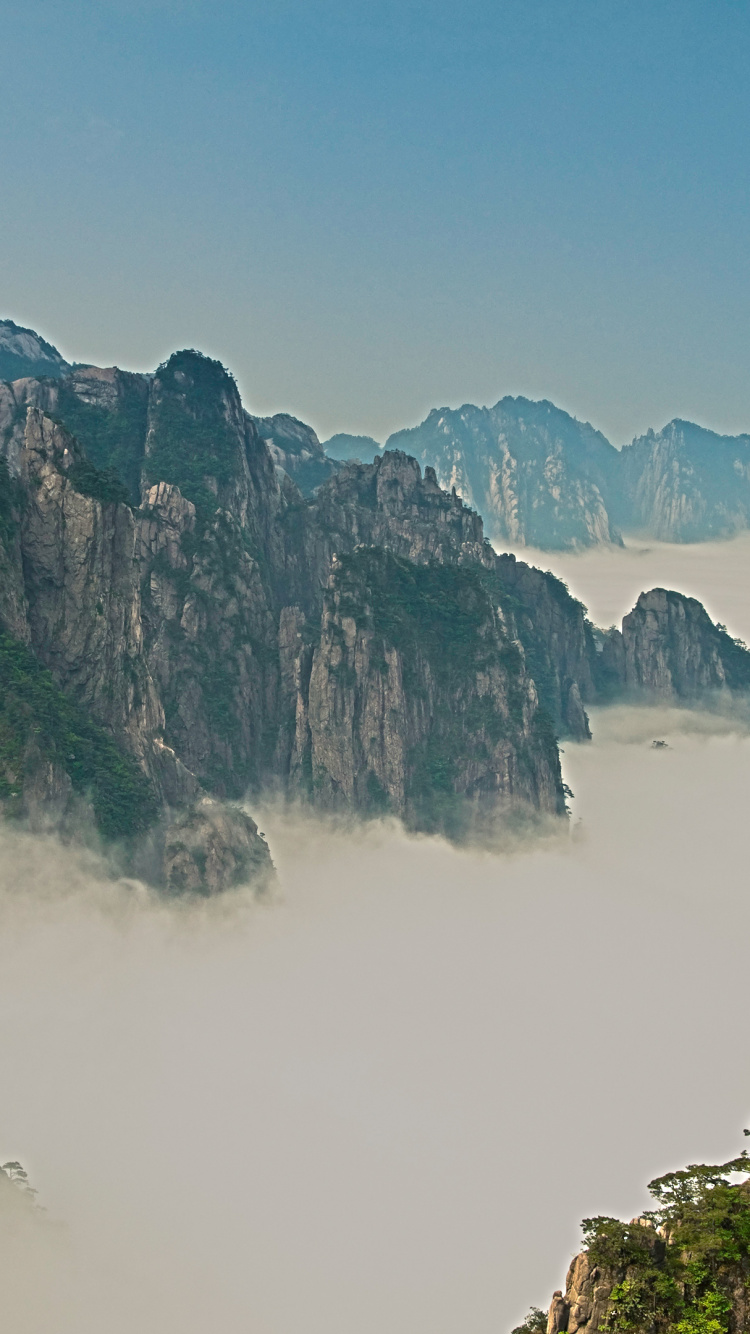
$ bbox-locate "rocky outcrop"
[0,404,272,893]
[495,555,594,738]
[593,588,750,701]
[530,1160,750,1334]
[543,1250,616,1334]
[288,549,564,835]
[162,799,274,895]
[386,398,622,551]
[253,411,337,495]
[323,432,382,463]
[617,419,750,542]
[0,319,70,382]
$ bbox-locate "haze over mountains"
[343,400,750,550]
[5,317,750,551]
[3,316,750,896]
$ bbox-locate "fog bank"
[2,538,750,1332]
[1,695,749,1331]
[502,530,750,641]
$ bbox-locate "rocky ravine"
[3,345,750,893]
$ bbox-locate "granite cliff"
[518,1148,750,1334]
[386,398,622,551]
[593,588,750,702]
[616,419,750,542]
[0,348,589,889]
[4,327,750,892]
[0,319,71,383]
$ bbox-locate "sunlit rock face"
[386,397,622,551]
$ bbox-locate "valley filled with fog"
[2,536,750,1333]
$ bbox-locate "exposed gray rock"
[162,799,274,895]
[289,549,565,834]
[593,588,750,701]
[0,319,70,382]
[617,419,750,542]
[386,397,622,551]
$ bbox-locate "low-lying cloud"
[2,543,750,1333]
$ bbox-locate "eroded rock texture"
[7,342,748,890]
[594,588,750,701]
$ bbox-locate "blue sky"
[2,0,749,443]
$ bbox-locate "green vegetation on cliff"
[582,1150,750,1333]
[144,350,239,521]
[334,548,500,688]
[0,458,23,545]
[56,378,148,505]
[0,629,155,840]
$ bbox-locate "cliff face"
[7,333,748,892]
[386,398,622,551]
[0,319,70,382]
[593,588,750,701]
[1,352,588,883]
[617,420,750,542]
[0,397,273,891]
[534,1169,750,1334]
[288,549,564,836]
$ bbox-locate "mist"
[2,541,750,1333]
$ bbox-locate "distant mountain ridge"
[328,398,750,549]
[4,317,750,549]
[385,397,622,550]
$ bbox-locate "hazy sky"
[2,0,750,443]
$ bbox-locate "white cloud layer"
[2,542,750,1333]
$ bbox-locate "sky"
[2,0,750,444]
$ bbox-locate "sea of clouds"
[2,536,750,1333]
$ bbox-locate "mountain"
[0,318,71,382]
[617,418,750,542]
[252,411,336,494]
[4,324,750,892]
[1,352,594,890]
[516,1145,750,1334]
[323,432,383,463]
[593,587,750,700]
[386,397,622,551]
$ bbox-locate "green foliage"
[55,378,148,504]
[143,350,239,522]
[511,1308,548,1334]
[329,549,560,832]
[334,548,496,689]
[0,629,155,840]
[67,457,132,507]
[581,1152,750,1334]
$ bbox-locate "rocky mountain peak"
[0,318,71,382]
